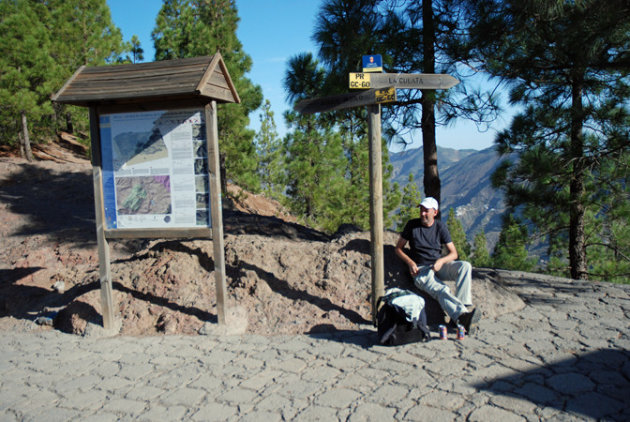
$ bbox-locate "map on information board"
[99,109,211,230]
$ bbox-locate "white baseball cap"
[420,197,439,210]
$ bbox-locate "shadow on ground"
[0,265,218,332]
[0,164,95,246]
[474,349,630,420]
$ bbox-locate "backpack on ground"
[376,288,430,346]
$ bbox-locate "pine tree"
[336,133,370,229]
[472,230,492,268]
[0,0,134,151]
[283,46,402,231]
[312,0,500,204]
[336,132,401,230]
[457,0,630,280]
[130,35,144,63]
[585,198,630,283]
[492,215,536,272]
[255,100,284,199]
[446,208,470,261]
[0,0,55,158]
[47,0,127,135]
[397,173,422,231]
[48,0,125,68]
[584,154,630,283]
[382,148,401,230]
[152,0,263,191]
[282,110,349,233]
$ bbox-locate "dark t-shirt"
[401,219,452,266]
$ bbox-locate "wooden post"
[205,101,228,324]
[89,107,116,330]
[367,104,384,322]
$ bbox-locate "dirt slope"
[0,139,524,336]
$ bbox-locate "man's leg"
[435,261,480,334]
[436,261,473,306]
[413,266,467,321]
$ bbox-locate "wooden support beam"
[89,107,116,330]
[205,101,228,325]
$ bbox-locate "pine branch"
[585,242,630,263]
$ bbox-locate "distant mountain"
[389,146,511,249]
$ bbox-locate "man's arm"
[395,235,419,276]
[433,242,458,272]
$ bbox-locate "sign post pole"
[367,104,384,322]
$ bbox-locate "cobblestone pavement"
[1,272,629,421]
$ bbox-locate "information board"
[98,109,211,230]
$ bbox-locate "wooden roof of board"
[52,53,240,107]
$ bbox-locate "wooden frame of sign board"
[52,54,240,330]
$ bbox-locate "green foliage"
[472,230,492,268]
[282,110,350,233]
[383,177,402,230]
[446,208,470,262]
[46,0,128,135]
[312,0,501,206]
[313,0,500,134]
[583,154,630,284]
[255,100,284,198]
[492,214,536,272]
[152,0,263,191]
[328,129,369,230]
[0,0,130,148]
[0,0,56,147]
[48,0,127,67]
[281,51,401,233]
[458,0,630,280]
[129,35,144,63]
[396,173,422,231]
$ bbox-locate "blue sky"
[106,0,503,151]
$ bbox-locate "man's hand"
[396,235,420,277]
[433,258,444,272]
[408,262,419,276]
[433,243,459,272]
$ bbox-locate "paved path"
[2,272,629,421]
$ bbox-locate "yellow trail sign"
[294,87,396,114]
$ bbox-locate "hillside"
[0,139,525,336]
[390,146,510,248]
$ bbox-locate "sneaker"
[457,308,481,335]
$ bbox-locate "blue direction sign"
[362,55,383,73]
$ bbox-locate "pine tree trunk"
[421,0,441,206]
[21,111,34,162]
[66,112,74,133]
[220,153,227,196]
[569,80,587,280]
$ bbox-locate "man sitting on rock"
[395,197,480,334]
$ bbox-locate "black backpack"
[376,289,431,346]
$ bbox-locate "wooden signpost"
[296,62,459,322]
[349,72,459,90]
[294,87,396,114]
